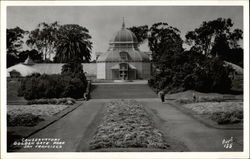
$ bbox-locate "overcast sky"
[7,6,243,56]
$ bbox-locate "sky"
[7,6,243,58]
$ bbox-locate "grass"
[89,99,170,150]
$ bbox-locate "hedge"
[18,73,87,100]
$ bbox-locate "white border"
[1,1,249,159]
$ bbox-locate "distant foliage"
[149,51,232,93]
[127,25,149,45]
[7,27,27,67]
[27,22,59,61]
[185,18,243,66]
[18,49,43,63]
[222,48,243,68]
[148,22,183,63]
[147,20,235,94]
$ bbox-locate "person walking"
[158,90,165,103]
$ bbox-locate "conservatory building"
[96,21,151,80]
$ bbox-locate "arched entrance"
[111,63,137,80]
[119,63,128,80]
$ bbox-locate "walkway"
[18,100,106,152]
[17,82,243,152]
[139,98,243,152]
[91,83,157,99]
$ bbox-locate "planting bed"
[8,105,69,126]
[89,99,170,150]
[183,102,242,115]
[183,102,243,124]
[8,105,69,117]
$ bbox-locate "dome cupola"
[109,19,138,49]
[97,19,150,63]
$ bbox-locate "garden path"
[17,99,108,152]
[139,98,243,152]
[17,83,243,152]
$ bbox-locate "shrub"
[27,98,76,105]
[7,113,44,127]
[18,61,88,100]
[210,110,243,125]
[18,73,87,100]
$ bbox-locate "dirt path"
[139,98,243,152]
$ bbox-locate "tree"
[61,60,84,75]
[148,22,183,65]
[149,50,232,93]
[185,18,243,57]
[26,22,59,61]
[7,27,27,67]
[127,25,148,45]
[18,49,43,63]
[54,24,92,63]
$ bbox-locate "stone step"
[90,84,157,99]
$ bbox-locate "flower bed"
[183,102,243,124]
[7,104,69,126]
[175,96,225,104]
[89,100,169,150]
[7,113,44,127]
[183,102,242,115]
[8,105,69,116]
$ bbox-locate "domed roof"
[97,50,150,62]
[109,20,138,44]
[97,19,150,63]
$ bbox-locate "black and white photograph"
[1,1,249,159]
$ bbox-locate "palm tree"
[54,24,92,63]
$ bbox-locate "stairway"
[90,83,157,99]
